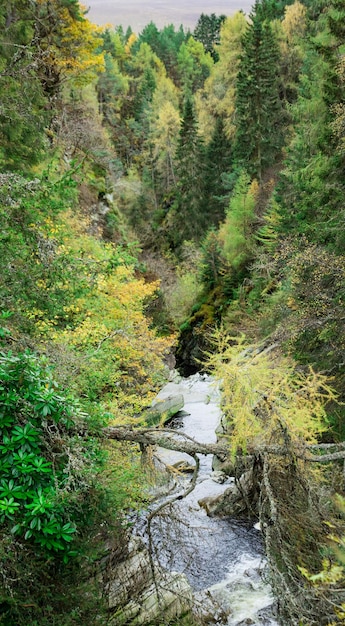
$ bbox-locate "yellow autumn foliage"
[26,206,174,418]
[34,0,105,88]
[207,331,336,455]
[195,11,247,141]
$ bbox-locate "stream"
[135,373,279,626]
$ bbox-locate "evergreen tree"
[136,22,187,82]
[177,37,213,96]
[195,11,247,141]
[193,13,226,61]
[277,1,345,251]
[133,67,156,121]
[202,116,234,227]
[234,2,284,180]
[255,0,296,20]
[158,24,186,80]
[169,99,206,246]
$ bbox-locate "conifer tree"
[133,67,156,121]
[255,0,295,20]
[169,98,206,245]
[193,13,226,60]
[234,1,284,180]
[136,22,186,82]
[202,116,233,227]
[277,1,345,252]
[195,11,247,141]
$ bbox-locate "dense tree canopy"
[234,3,284,179]
[1,0,345,623]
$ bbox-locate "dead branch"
[104,425,345,464]
[104,426,229,459]
[146,452,200,611]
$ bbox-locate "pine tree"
[169,99,206,246]
[255,0,296,20]
[234,2,284,180]
[193,13,226,61]
[277,0,345,252]
[133,67,156,121]
[202,116,233,227]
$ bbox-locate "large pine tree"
[234,1,284,180]
[169,98,206,246]
[278,0,345,251]
[202,116,234,227]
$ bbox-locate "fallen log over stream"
[104,426,230,459]
[104,424,345,626]
[104,425,345,463]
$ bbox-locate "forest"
[0,0,345,624]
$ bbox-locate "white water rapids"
[135,373,279,626]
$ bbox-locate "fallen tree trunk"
[104,424,345,626]
[104,426,229,459]
[104,426,345,464]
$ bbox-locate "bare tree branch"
[104,426,229,459]
[104,425,345,463]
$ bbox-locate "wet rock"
[211,470,228,484]
[143,394,184,425]
[171,460,195,473]
[212,454,237,475]
[193,590,229,625]
[106,536,193,625]
[175,323,208,376]
[169,368,182,383]
[107,537,151,607]
[198,469,259,518]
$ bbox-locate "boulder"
[106,535,193,625]
[198,469,259,518]
[144,394,185,426]
[171,460,195,474]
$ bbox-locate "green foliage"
[255,198,281,252]
[277,5,345,251]
[0,350,89,553]
[277,245,345,425]
[0,7,49,169]
[196,173,261,321]
[167,98,207,246]
[193,13,226,60]
[2,2,345,621]
[195,11,247,142]
[133,67,156,120]
[0,172,82,334]
[297,494,345,622]
[202,116,234,227]
[0,349,146,624]
[177,37,213,95]
[234,5,284,179]
[165,269,203,326]
[199,229,224,290]
[219,171,258,269]
[254,0,296,21]
[135,22,187,82]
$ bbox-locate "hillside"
[1,1,345,624]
